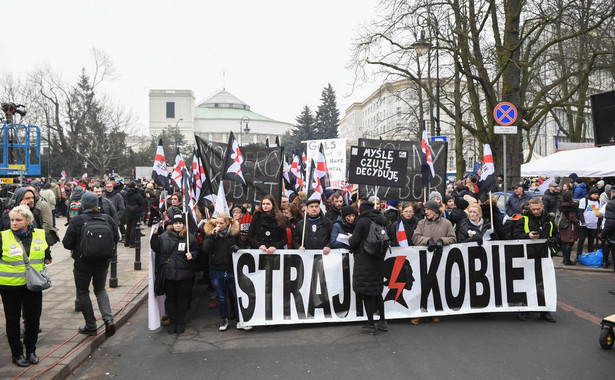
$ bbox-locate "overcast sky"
[0,0,379,134]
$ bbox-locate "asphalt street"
[71,269,615,380]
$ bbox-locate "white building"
[149,89,293,145]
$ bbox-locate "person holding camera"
[202,212,249,331]
[513,197,557,323]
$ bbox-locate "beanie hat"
[597,180,605,188]
[588,186,599,195]
[81,192,99,209]
[429,191,442,201]
[341,205,356,219]
[367,196,380,204]
[606,184,613,194]
[172,213,186,224]
[359,201,375,215]
[454,197,469,210]
[569,173,578,181]
[424,200,441,214]
[444,194,454,203]
[575,177,583,184]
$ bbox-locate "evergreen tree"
[314,84,340,139]
[285,105,316,154]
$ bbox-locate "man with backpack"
[349,201,390,334]
[62,192,119,338]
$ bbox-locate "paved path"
[0,217,611,379]
[0,216,150,380]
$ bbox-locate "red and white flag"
[397,222,409,247]
[478,142,496,195]
[172,149,186,189]
[223,132,247,185]
[420,126,435,189]
[152,139,171,192]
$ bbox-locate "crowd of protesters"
[3,170,615,364]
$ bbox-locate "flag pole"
[489,190,494,230]
[185,211,190,254]
[424,187,427,204]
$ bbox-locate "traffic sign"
[494,125,518,134]
[494,102,517,126]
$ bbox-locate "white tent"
[520,145,615,177]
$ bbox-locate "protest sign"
[232,240,556,326]
[348,146,408,187]
[358,138,448,201]
[305,138,346,188]
[195,136,283,205]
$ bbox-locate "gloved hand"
[435,239,444,252]
[230,245,239,253]
[427,238,436,252]
[472,235,483,246]
[546,237,556,248]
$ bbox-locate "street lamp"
[174,118,183,151]
[412,29,441,137]
[239,116,250,146]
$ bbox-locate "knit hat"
[444,194,454,203]
[341,205,356,219]
[424,200,441,214]
[455,197,469,210]
[359,201,375,214]
[569,173,578,181]
[172,213,185,224]
[429,191,442,201]
[607,184,613,193]
[81,192,98,209]
[367,196,380,204]
[597,180,605,188]
[575,177,583,184]
[588,186,599,195]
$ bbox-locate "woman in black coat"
[349,201,389,334]
[151,213,199,334]
[247,195,287,253]
[388,201,419,246]
[456,204,491,244]
[202,212,248,331]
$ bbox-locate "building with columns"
[149,89,293,145]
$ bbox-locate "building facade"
[149,89,293,145]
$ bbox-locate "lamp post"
[239,116,250,146]
[174,118,183,152]
[412,29,441,137]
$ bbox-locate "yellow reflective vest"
[522,216,554,237]
[0,229,47,287]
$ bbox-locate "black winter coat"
[62,209,119,271]
[125,187,146,215]
[201,219,241,271]
[349,209,388,296]
[480,202,504,240]
[388,217,418,246]
[513,211,554,239]
[247,212,287,249]
[456,217,490,243]
[292,212,333,249]
[151,228,199,281]
[542,190,561,214]
[600,199,615,239]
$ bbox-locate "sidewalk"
[0,216,150,380]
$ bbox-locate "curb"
[45,281,149,379]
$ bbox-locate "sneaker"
[209,300,218,309]
[376,320,388,332]
[236,321,253,331]
[219,318,229,331]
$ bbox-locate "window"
[166,102,175,118]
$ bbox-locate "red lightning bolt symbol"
[389,255,407,303]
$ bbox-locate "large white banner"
[305,138,346,189]
[233,240,557,326]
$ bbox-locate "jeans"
[0,287,42,356]
[73,266,113,329]
[577,226,598,256]
[210,270,237,319]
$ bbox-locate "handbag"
[22,246,52,291]
[154,259,168,296]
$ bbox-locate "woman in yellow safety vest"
[0,205,51,367]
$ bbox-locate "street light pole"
[412,28,441,137]
[239,116,250,146]
[174,118,183,152]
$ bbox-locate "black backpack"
[80,215,115,260]
[362,221,390,258]
[554,210,570,231]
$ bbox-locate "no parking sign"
[494,102,517,126]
